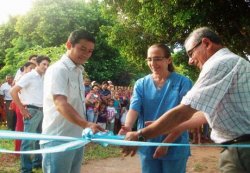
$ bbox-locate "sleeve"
[49,66,69,97]
[181,61,235,115]
[129,78,143,113]
[16,73,31,88]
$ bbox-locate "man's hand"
[153,128,182,158]
[153,146,168,159]
[118,126,131,135]
[20,106,32,119]
[86,122,105,133]
[121,131,139,157]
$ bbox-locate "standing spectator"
[10,55,51,173]
[113,91,122,134]
[191,126,202,144]
[123,27,250,173]
[0,74,15,130]
[106,98,117,133]
[40,29,104,173]
[84,78,91,96]
[120,106,128,127]
[86,84,101,123]
[0,85,6,124]
[99,81,111,104]
[97,102,107,129]
[12,62,36,155]
[202,123,210,142]
[120,43,192,173]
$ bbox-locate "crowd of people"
[84,80,132,134]
[0,26,249,173]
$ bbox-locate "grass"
[0,125,121,172]
[193,163,205,172]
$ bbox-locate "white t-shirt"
[106,106,117,123]
[0,82,12,101]
[41,55,86,144]
[16,69,44,107]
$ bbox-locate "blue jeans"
[41,141,84,173]
[140,156,188,173]
[21,108,43,173]
[87,109,97,123]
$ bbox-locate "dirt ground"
[82,146,221,173]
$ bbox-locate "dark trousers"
[5,100,16,131]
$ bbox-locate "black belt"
[26,105,43,111]
[222,134,250,145]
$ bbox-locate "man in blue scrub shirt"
[120,43,192,173]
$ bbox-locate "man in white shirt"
[11,55,51,173]
[123,27,250,173]
[0,74,15,130]
[41,29,104,173]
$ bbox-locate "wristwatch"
[137,129,146,141]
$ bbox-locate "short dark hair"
[185,27,222,46]
[28,54,37,60]
[68,29,95,46]
[91,84,100,89]
[20,62,36,72]
[148,43,175,72]
[102,81,109,85]
[36,55,51,65]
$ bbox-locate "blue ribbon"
[1,129,250,154]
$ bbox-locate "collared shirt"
[0,82,12,100]
[16,69,44,107]
[181,48,250,143]
[42,54,85,143]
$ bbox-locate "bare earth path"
[82,146,221,173]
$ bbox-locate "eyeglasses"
[187,41,202,58]
[146,56,166,62]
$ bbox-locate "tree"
[0,0,135,85]
[101,0,250,81]
[0,17,19,69]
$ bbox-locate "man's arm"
[153,111,207,158]
[53,95,104,133]
[10,85,31,119]
[140,104,197,139]
[122,104,198,156]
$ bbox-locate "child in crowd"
[106,99,117,133]
[120,106,128,127]
[96,103,107,129]
[86,84,101,123]
[113,91,121,134]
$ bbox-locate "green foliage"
[101,0,250,81]
[172,50,199,82]
[0,0,136,84]
[0,17,19,68]
[1,0,249,83]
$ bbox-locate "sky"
[0,0,33,24]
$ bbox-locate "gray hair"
[184,27,222,46]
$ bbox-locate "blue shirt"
[130,72,192,160]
